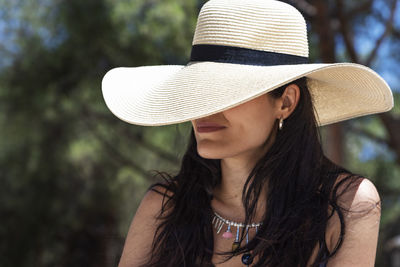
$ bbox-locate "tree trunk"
[311,0,344,165]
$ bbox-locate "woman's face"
[191,93,280,160]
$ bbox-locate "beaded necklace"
[212,211,263,266]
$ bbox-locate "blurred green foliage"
[0,0,398,266]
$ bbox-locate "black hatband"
[190,44,308,66]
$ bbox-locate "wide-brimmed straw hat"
[102,0,393,127]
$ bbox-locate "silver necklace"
[212,211,263,266]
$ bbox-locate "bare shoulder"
[326,175,381,266]
[351,178,381,208]
[118,185,174,267]
[141,184,174,211]
[333,174,381,212]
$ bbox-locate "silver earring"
[279,117,284,130]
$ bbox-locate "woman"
[102,0,393,266]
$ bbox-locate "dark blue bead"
[241,253,253,265]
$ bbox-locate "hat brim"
[102,61,393,126]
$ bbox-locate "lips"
[196,122,226,133]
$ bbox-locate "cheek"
[193,95,277,159]
[224,101,276,148]
[241,116,276,147]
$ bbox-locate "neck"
[216,156,257,208]
[212,146,271,223]
[211,128,278,221]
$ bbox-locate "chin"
[196,147,233,160]
[197,151,222,159]
[198,154,222,160]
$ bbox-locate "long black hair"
[138,77,375,267]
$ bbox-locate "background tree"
[288,0,400,264]
[0,0,398,266]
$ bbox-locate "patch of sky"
[359,141,378,162]
[354,16,384,59]
[359,138,395,162]
[349,0,400,92]
[334,35,347,62]
[373,39,400,91]
[36,25,68,50]
[0,0,68,69]
[21,1,68,50]
[396,2,400,29]
[0,12,22,69]
[371,1,400,91]
[333,0,395,66]
[374,0,391,18]
[374,42,400,92]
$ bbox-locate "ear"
[276,84,300,119]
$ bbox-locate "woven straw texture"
[102,0,393,126]
[193,0,308,57]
